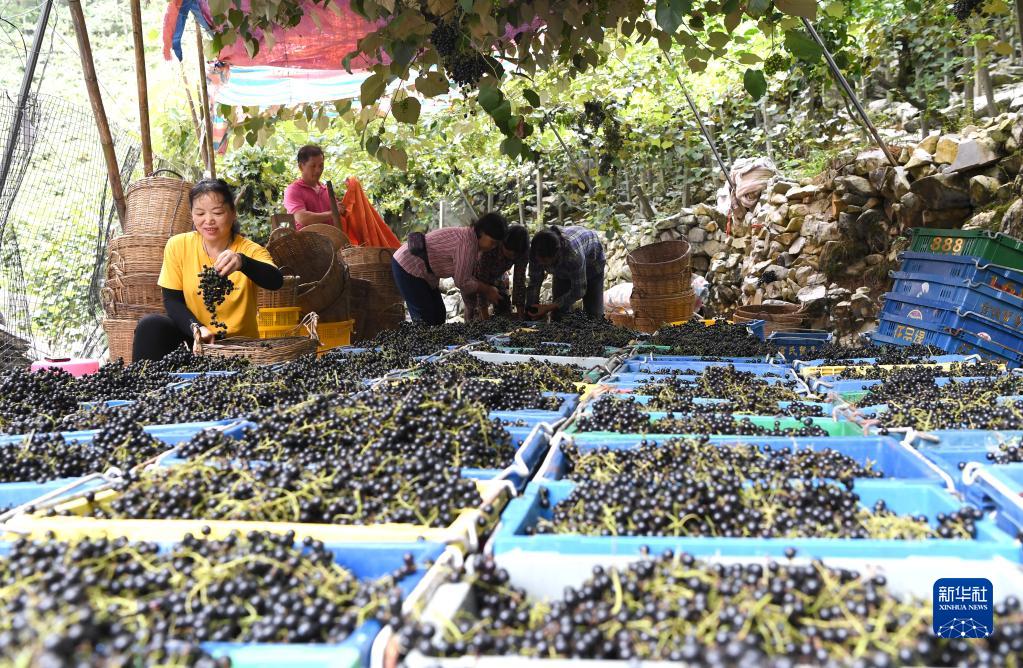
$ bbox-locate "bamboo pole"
[517,175,526,227]
[67,0,126,225]
[195,19,216,178]
[129,0,153,175]
[180,63,210,173]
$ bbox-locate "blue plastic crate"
[794,355,972,370]
[579,394,835,418]
[961,464,1023,537]
[604,372,797,386]
[899,251,1023,298]
[0,478,108,512]
[0,419,236,448]
[491,481,1020,560]
[891,272,1023,334]
[626,354,772,364]
[907,430,1023,503]
[539,435,944,483]
[0,539,444,668]
[873,311,1023,367]
[489,393,578,425]
[767,330,832,359]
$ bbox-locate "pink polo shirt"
[283,179,332,230]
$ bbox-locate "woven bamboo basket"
[631,274,693,298]
[267,232,335,285]
[256,276,299,310]
[627,240,692,281]
[349,278,405,342]
[299,224,350,252]
[316,285,352,323]
[102,274,162,308]
[607,306,636,330]
[297,256,347,316]
[103,302,162,320]
[632,291,695,333]
[193,315,318,363]
[124,171,193,238]
[732,303,804,335]
[107,234,167,278]
[102,317,138,363]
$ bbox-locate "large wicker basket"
[107,234,167,278]
[632,291,695,333]
[102,274,162,309]
[627,240,692,281]
[103,317,138,363]
[256,275,299,310]
[733,303,804,334]
[124,171,193,238]
[297,255,347,316]
[104,302,162,319]
[267,232,335,285]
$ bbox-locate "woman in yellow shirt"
[131,179,283,361]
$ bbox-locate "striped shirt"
[527,226,605,312]
[465,248,527,319]
[393,226,483,294]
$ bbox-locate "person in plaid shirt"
[464,225,529,320]
[526,225,606,320]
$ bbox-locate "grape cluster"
[813,342,942,364]
[429,21,460,57]
[951,0,985,20]
[763,53,790,76]
[446,51,492,88]
[1,532,409,663]
[399,552,1023,663]
[535,471,978,540]
[0,412,165,483]
[836,361,1002,380]
[650,320,777,357]
[197,265,234,336]
[985,439,1023,465]
[0,368,78,434]
[370,318,515,357]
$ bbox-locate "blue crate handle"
[495,420,560,489]
[962,462,1023,533]
[0,469,125,525]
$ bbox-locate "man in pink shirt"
[282,145,346,231]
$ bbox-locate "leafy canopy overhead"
[208,1,829,166]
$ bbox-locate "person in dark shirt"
[465,224,529,321]
[526,225,605,321]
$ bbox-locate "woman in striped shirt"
[391,213,509,325]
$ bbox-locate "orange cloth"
[340,177,400,249]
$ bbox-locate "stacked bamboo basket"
[628,240,695,333]
[102,173,193,363]
[342,246,404,341]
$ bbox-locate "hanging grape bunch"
[951,0,985,20]
[198,265,234,337]
[764,53,790,76]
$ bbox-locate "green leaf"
[746,0,772,17]
[743,68,767,100]
[491,99,513,124]
[655,0,691,35]
[775,0,817,20]
[824,1,846,18]
[477,86,502,113]
[360,72,387,106]
[415,71,449,98]
[392,97,421,124]
[784,29,823,62]
[707,31,730,49]
[209,0,230,16]
[500,136,523,158]
[522,89,541,107]
[365,135,381,156]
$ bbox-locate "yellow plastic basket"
[258,324,298,340]
[257,306,301,328]
[316,319,354,354]
[5,479,512,554]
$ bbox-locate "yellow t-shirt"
[157,232,275,339]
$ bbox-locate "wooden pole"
[67,0,126,225]
[195,19,216,178]
[129,0,153,175]
[516,176,526,227]
[180,64,210,173]
[535,164,543,227]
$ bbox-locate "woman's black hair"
[190,178,240,236]
[472,212,509,241]
[504,224,529,256]
[530,226,563,261]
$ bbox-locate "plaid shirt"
[526,226,605,312]
[465,247,527,319]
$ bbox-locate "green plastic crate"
[910,229,1023,270]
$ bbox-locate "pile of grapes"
[1,532,411,665]
[811,342,943,364]
[399,552,1023,663]
[506,312,638,356]
[575,396,829,437]
[649,320,777,357]
[835,361,1003,380]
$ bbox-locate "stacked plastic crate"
[875,228,1023,367]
